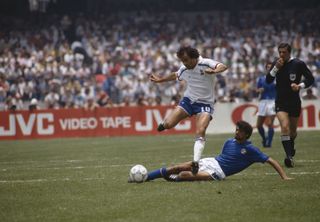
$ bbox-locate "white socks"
[193,137,205,162]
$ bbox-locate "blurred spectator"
[5,95,23,111]
[170,94,181,105]
[84,96,99,111]
[0,73,9,93]
[29,98,38,111]
[302,88,318,100]
[136,95,148,106]
[119,95,132,107]
[44,90,60,109]
[0,87,7,110]
[155,96,163,106]
[0,9,318,110]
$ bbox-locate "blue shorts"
[178,97,214,117]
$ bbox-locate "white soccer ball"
[129,164,148,183]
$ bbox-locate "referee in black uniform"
[266,43,315,168]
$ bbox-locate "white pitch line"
[0,171,319,184]
[0,177,105,184]
[235,171,320,176]
[0,159,105,164]
[0,159,319,171]
[1,158,319,166]
[295,160,320,163]
[290,171,320,175]
[0,164,138,171]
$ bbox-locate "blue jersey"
[215,138,269,176]
[257,75,276,100]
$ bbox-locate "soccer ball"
[129,164,148,183]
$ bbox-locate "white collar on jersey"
[197,56,204,65]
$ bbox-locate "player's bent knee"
[178,171,193,180]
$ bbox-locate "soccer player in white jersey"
[150,46,228,174]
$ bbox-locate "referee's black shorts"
[275,102,301,117]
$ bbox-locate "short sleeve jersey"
[257,75,276,100]
[215,138,269,176]
[176,57,220,106]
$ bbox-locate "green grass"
[0,131,320,222]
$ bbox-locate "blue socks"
[267,127,274,147]
[258,126,274,147]
[258,126,266,146]
[146,168,181,182]
[147,168,167,181]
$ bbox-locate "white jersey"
[176,57,220,106]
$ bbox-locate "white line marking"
[235,171,320,176]
[1,158,319,166]
[0,177,105,183]
[290,171,320,175]
[0,171,318,184]
[0,159,319,172]
[0,164,137,171]
[296,160,320,163]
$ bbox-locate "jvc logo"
[135,109,191,131]
[0,113,54,136]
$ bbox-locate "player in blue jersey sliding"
[150,46,228,175]
[256,62,276,148]
[138,121,292,182]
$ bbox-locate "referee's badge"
[289,73,296,81]
[241,148,247,155]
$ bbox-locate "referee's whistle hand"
[291,83,300,91]
[275,58,284,69]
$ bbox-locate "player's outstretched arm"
[150,72,177,83]
[266,157,294,180]
[204,63,228,75]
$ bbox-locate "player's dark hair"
[236,121,253,139]
[278,43,291,53]
[177,46,200,59]
[265,61,273,71]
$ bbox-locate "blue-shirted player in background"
[256,62,276,147]
[138,121,292,182]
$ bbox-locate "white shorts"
[199,158,226,181]
[257,99,275,116]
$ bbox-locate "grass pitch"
[0,131,320,222]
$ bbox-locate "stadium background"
[1,2,320,222]
[0,0,319,139]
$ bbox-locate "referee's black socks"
[281,135,294,157]
[290,137,296,157]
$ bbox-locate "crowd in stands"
[0,9,319,110]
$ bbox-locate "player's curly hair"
[236,121,253,139]
[176,46,200,59]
